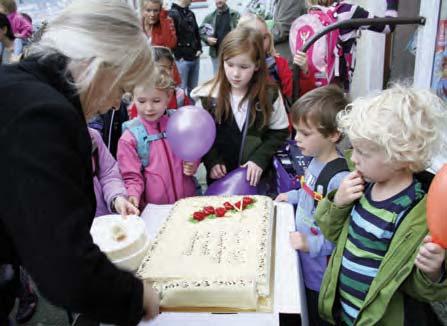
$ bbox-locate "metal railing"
[292,16,426,100]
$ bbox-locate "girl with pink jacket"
[117,69,197,208]
[89,128,139,217]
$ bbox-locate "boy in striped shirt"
[314,85,447,325]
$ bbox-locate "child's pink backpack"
[289,5,342,89]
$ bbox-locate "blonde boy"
[315,85,447,325]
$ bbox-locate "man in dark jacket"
[271,0,306,65]
[200,0,240,73]
[169,0,202,96]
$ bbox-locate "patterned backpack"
[121,110,175,168]
[289,5,343,89]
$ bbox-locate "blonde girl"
[191,27,289,188]
[118,68,197,207]
[315,85,447,325]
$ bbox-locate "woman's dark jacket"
[0,55,144,325]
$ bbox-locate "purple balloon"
[166,106,216,161]
[205,167,258,196]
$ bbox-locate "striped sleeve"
[336,0,399,42]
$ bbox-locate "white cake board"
[103,202,308,326]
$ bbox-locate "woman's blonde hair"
[140,0,165,21]
[306,0,337,7]
[140,0,164,9]
[0,0,16,13]
[237,13,275,55]
[209,27,275,128]
[28,0,154,95]
[337,84,447,172]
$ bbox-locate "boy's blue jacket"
[315,191,447,325]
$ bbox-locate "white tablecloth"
[135,202,308,326]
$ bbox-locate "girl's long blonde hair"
[237,13,275,56]
[209,27,274,128]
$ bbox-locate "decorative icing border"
[137,196,274,299]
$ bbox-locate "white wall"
[350,0,387,99]
[413,0,441,89]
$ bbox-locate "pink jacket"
[117,114,196,206]
[8,11,32,38]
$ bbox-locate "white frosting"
[90,215,148,262]
[137,196,274,309]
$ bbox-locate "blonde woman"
[141,0,177,49]
[141,0,181,85]
[0,0,158,324]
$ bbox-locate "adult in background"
[169,0,202,96]
[141,0,176,49]
[141,0,181,86]
[270,0,306,65]
[199,0,240,73]
[0,0,159,324]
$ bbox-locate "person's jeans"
[211,56,219,74]
[176,57,200,97]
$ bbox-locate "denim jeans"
[211,56,219,74]
[176,57,200,97]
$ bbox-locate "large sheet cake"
[137,195,274,310]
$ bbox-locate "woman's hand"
[293,51,309,74]
[275,192,288,202]
[290,232,309,252]
[334,171,364,207]
[241,161,263,187]
[114,196,140,216]
[210,164,227,179]
[183,161,197,176]
[142,282,160,321]
[416,235,446,282]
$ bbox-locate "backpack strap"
[122,118,167,168]
[200,96,217,114]
[300,158,348,208]
[166,109,176,116]
[266,55,281,84]
[313,157,348,207]
[175,88,185,108]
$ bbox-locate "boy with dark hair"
[276,84,350,325]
